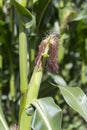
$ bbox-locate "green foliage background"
[0,0,87,129]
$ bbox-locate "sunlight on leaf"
[57,86,87,122]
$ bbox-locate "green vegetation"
[0,0,87,130]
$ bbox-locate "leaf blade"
[12,0,35,28]
[30,97,62,130]
[58,86,87,122]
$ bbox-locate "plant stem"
[9,60,15,101]
[18,21,29,130]
[19,66,43,130]
[12,1,29,128]
[19,24,28,94]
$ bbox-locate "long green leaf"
[0,116,9,130]
[0,91,9,130]
[36,0,50,28]
[57,86,87,122]
[12,0,35,28]
[30,97,62,130]
[48,73,67,87]
[17,0,27,7]
[49,73,87,122]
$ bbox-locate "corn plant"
[0,0,87,130]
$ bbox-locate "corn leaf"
[30,97,62,130]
